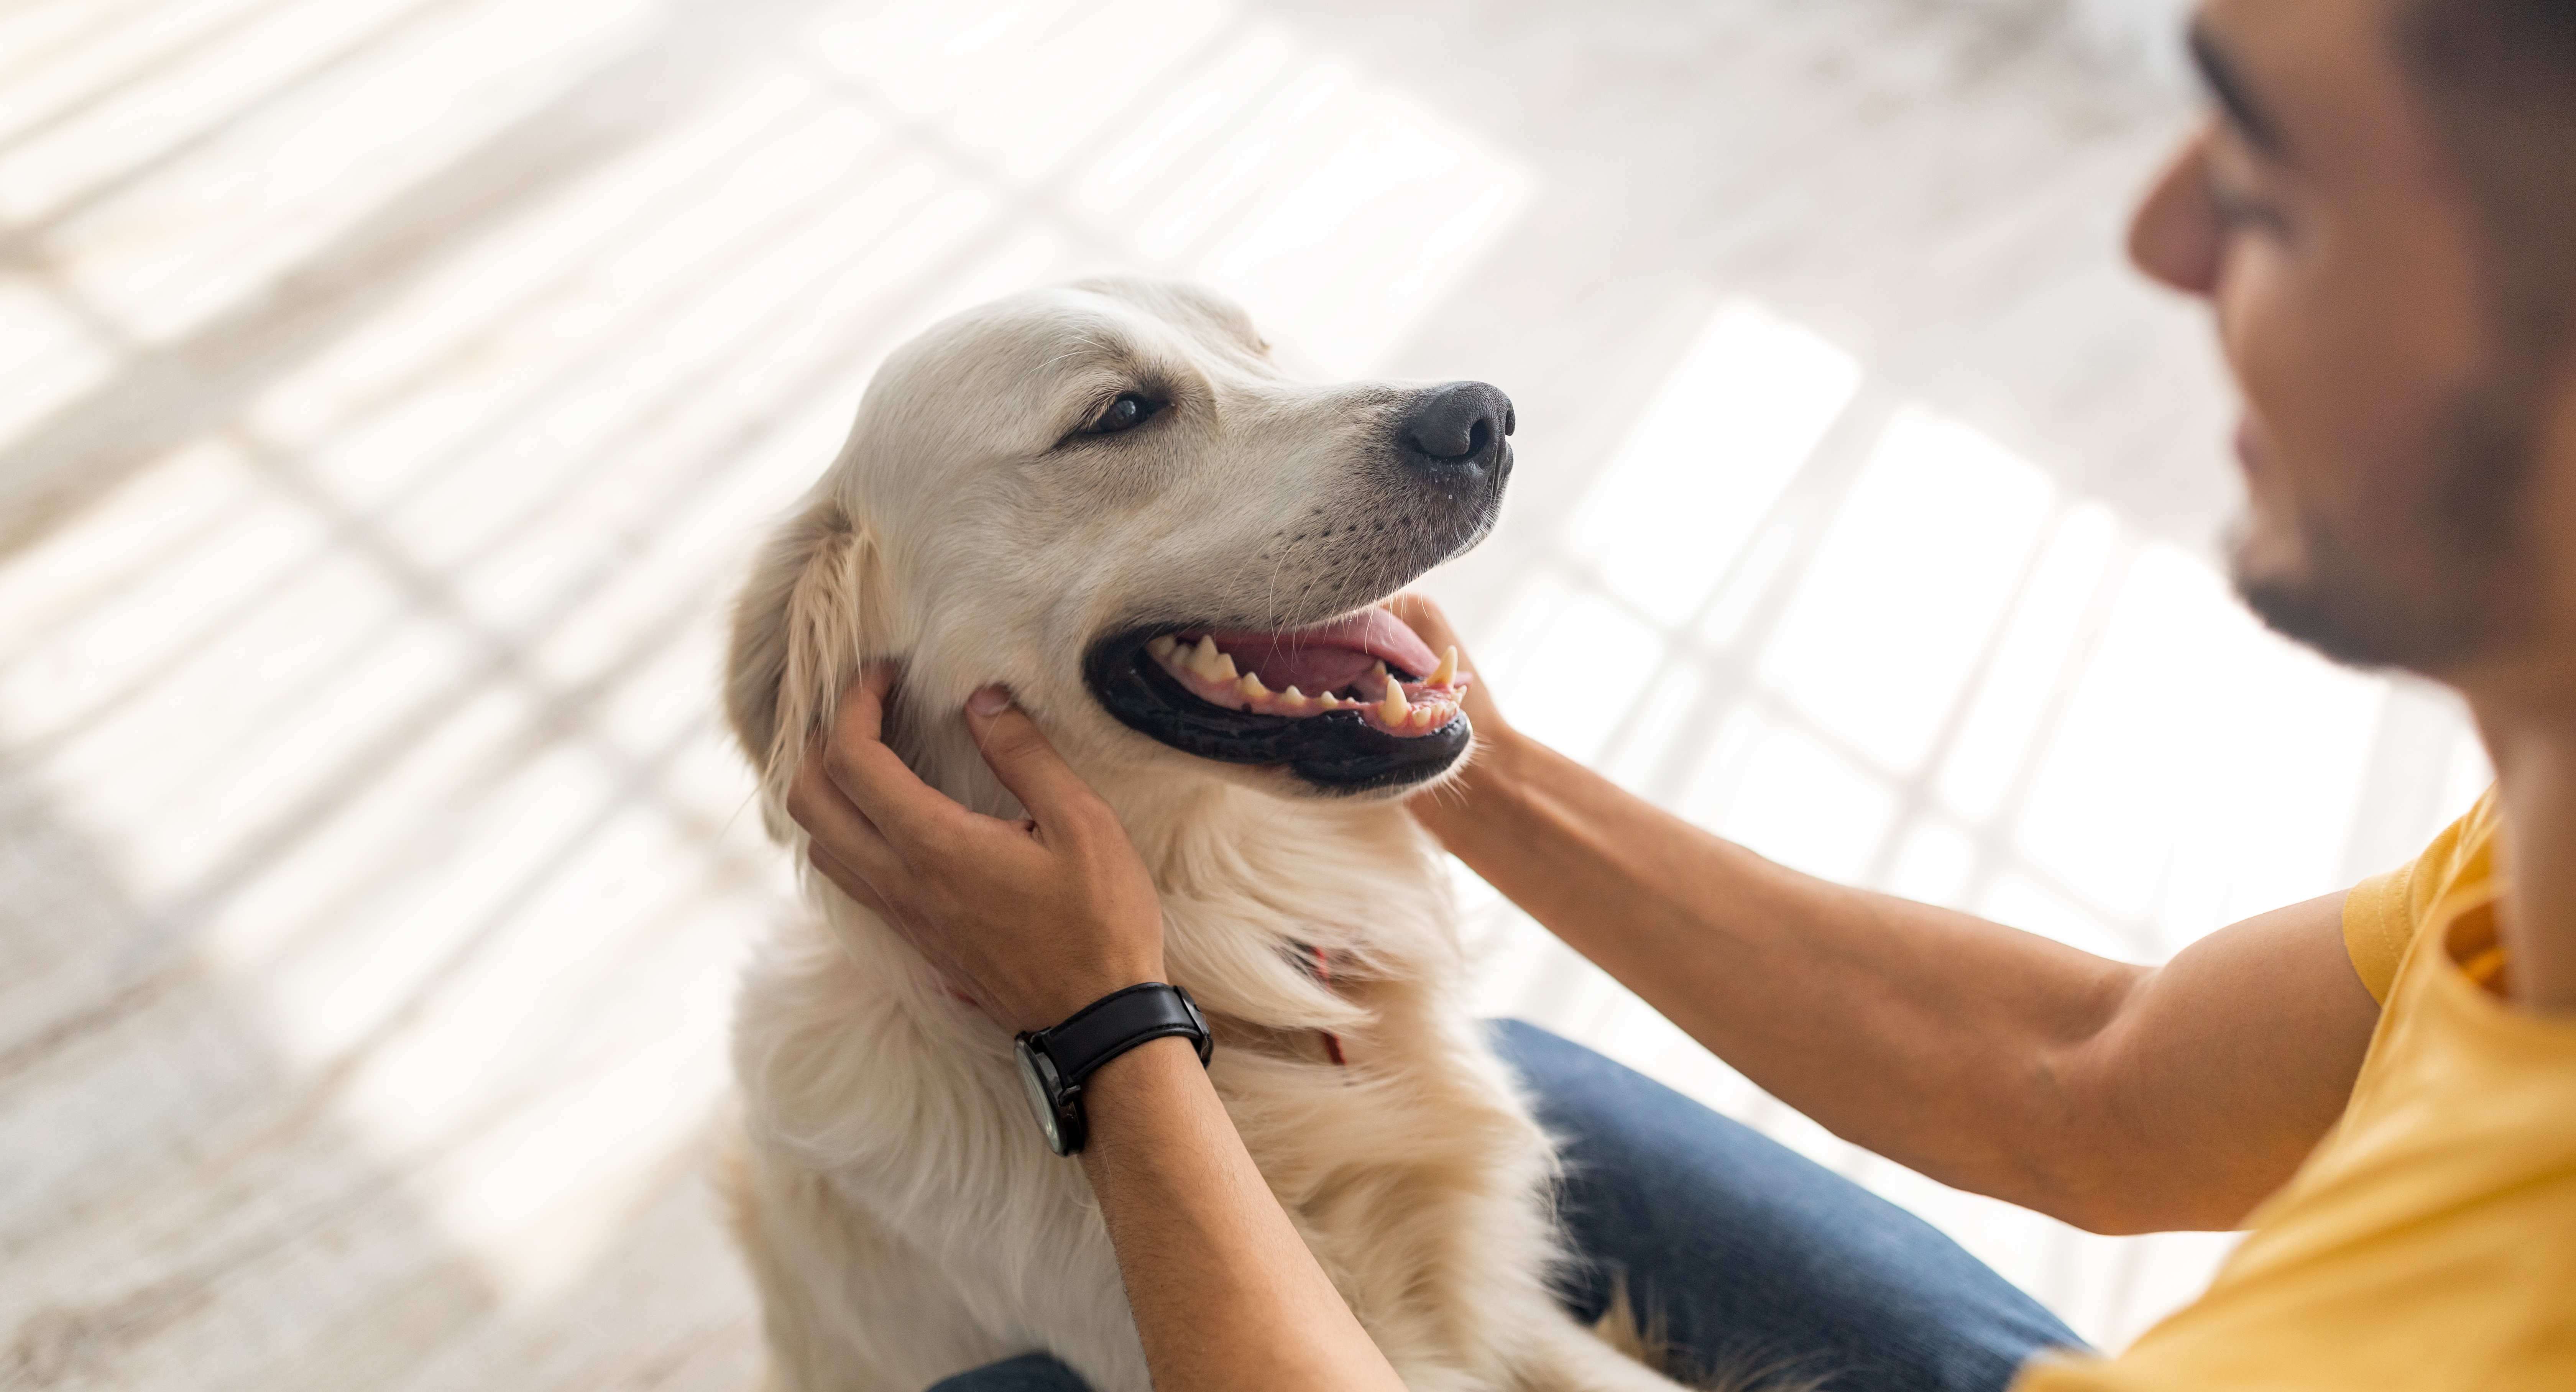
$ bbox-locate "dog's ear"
[725,497,885,817]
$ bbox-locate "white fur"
[721,276,1702,1392]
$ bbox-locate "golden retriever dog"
[719,275,1702,1392]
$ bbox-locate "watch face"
[1014,1039,1066,1155]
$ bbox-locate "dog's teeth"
[1148,635,1179,662]
[1236,672,1267,700]
[1189,635,1225,680]
[1378,676,1409,724]
[1282,685,1307,711]
[1430,646,1458,686]
[1214,652,1238,681]
[1318,692,1339,710]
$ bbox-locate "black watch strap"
[1031,982,1212,1085]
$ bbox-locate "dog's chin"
[1082,616,1474,797]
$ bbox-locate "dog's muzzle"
[1084,381,1512,793]
[1083,609,1475,794]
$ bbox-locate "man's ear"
[724,497,886,816]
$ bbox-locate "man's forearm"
[1421,728,2157,1220]
[1077,1038,1404,1392]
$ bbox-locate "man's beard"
[2232,373,2547,675]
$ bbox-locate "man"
[784,1,2576,1387]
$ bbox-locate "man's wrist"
[1073,1035,1208,1155]
[1015,981,1208,1156]
[1470,720,1533,783]
[1413,721,1534,842]
[1013,962,1165,1035]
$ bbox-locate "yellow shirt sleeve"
[2018,783,2575,1392]
[2341,865,2416,1005]
[2340,788,2498,1004]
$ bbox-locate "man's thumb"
[963,687,1095,822]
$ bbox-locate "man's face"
[2129,0,2566,681]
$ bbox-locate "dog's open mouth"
[1083,608,1474,792]
[1150,609,1468,734]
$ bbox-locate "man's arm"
[789,670,1403,1392]
[1397,597,2380,1235]
[1078,1039,1403,1391]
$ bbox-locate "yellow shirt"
[2017,791,2576,1391]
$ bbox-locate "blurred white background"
[0,0,2489,1387]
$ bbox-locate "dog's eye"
[1081,393,1163,435]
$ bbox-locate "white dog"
[720,276,1715,1392]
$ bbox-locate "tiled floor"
[0,0,2488,1385]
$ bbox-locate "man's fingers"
[963,688,1107,833]
[833,663,898,744]
[788,747,909,890]
[1383,592,1460,657]
[807,838,890,916]
[818,665,975,849]
[1385,591,1503,734]
[1385,593,1476,683]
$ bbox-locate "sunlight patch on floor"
[1562,299,1865,629]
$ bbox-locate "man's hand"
[790,668,1406,1389]
[1385,593,1523,852]
[1383,592,1507,740]
[785,666,1165,1034]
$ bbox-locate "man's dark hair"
[2395,0,2576,363]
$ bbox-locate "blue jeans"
[932,1021,2083,1392]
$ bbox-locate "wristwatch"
[1013,982,1213,1156]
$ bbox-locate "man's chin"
[2232,536,2463,675]
[2236,573,2378,670]
[2224,512,2380,668]
[2228,369,2549,680]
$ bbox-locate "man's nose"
[2129,127,2224,298]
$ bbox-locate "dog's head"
[727,275,1512,823]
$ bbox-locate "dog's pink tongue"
[1203,609,1444,694]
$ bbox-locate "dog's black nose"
[1400,381,1515,469]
